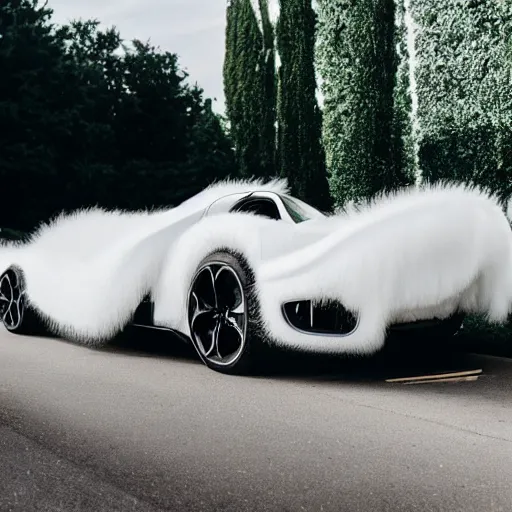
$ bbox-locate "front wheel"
[0,267,44,335]
[187,251,265,375]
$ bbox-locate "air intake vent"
[282,300,358,335]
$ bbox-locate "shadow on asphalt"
[100,326,198,364]
[99,327,488,383]
[261,343,486,383]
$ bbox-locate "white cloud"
[48,0,227,113]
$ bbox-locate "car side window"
[232,198,281,220]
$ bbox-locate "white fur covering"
[2,179,512,355]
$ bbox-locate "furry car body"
[1,179,512,356]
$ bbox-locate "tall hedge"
[276,0,332,210]
[411,0,512,198]
[223,0,276,179]
[316,0,414,208]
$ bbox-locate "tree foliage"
[223,0,276,179]
[411,0,512,198]
[276,0,332,210]
[0,0,235,231]
[316,0,414,208]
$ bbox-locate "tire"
[187,251,265,375]
[0,267,45,336]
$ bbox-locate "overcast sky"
[48,0,228,113]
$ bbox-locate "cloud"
[48,0,227,113]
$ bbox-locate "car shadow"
[99,327,492,384]
[97,326,199,364]
[266,346,484,381]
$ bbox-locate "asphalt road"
[0,327,511,512]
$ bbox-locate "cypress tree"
[316,0,413,208]
[276,0,332,211]
[223,0,276,179]
[259,0,278,179]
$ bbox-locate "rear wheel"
[187,251,264,375]
[0,267,44,335]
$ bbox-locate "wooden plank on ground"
[402,375,480,385]
[385,368,482,383]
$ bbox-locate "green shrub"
[411,0,512,194]
[455,314,512,358]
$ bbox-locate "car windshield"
[280,195,325,224]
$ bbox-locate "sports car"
[1,178,511,374]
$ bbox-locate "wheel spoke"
[216,320,244,359]
[0,274,13,303]
[191,312,217,354]
[214,266,243,311]
[196,267,218,309]
[9,301,19,327]
[224,314,244,341]
[205,320,221,357]
[190,308,216,335]
[13,294,25,327]
[4,307,13,327]
[190,292,213,323]
[0,276,10,316]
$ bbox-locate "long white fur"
[0,178,287,342]
[1,178,512,355]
